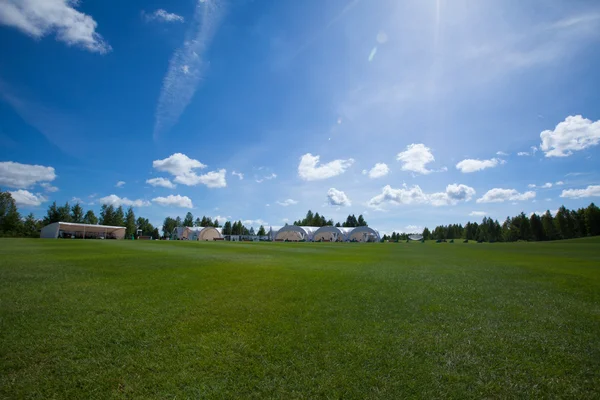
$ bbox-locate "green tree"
[222,221,232,235]
[22,213,39,237]
[585,203,600,236]
[357,215,367,226]
[213,219,220,228]
[71,203,84,223]
[541,211,556,240]
[335,222,341,227]
[183,212,194,227]
[114,206,125,226]
[257,225,266,236]
[57,202,71,222]
[100,205,115,226]
[162,217,177,238]
[422,227,431,240]
[43,201,60,225]
[83,210,98,225]
[125,207,136,239]
[194,217,202,227]
[0,191,22,235]
[249,227,255,236]
[152,228,160,240]
[529,213,546,241]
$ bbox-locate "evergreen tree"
[152,228,160,240]
[222,221,232,235]
[125,207,136,239]
[257,225,266,236]
[83,210,98,225]
[114,206,125,226]
[194,217,202,227]
[183,212,194,227]
[100,205,115,226]
[249,227,255,236]
[529,213,546,241]
[57,202,71,222]
[213,219,220,228]
[71,203,84,223]
[422,227,431,240]
[585,203,600,236]
[357,215,367,226]
[162,217,177,237]
[541,210,556,240]
[0,191,22,235]
[22,213,39,237]
[43,201,60,225]
[175,216,182,226]
[335,222,341,227]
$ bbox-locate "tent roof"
[55,222,125,230]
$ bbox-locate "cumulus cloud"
[541,182,553,188]
[560,185,600,199]
[153,0,225,138]
[368,183,475,210]
[146,177,176,189]
[152,194,193,208]
[540,115,600,157]
[143,9,184,23]
[298,153,354,181]
[276,199,298,207]
[232,171,244,180]
[396,144,437,174]
[455,158,505,173]
[9,190,47,207]
[0,161,56,189]
[152,153,226,188]
[99,195,151,207]
[555,181,565,186]
[327,188,351,207]
[476,188,536,203]
[469,211,487,217]
[115,181,126,188]
[40,182,59,192]
[0,0,111,53]
[363,163,389,179]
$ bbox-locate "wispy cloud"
[143,9,184,23]
[153,0,225,139]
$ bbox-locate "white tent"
[40,222,126,239]
[348,226,381,242]
[313,226,354,242]
[274,226,319,241]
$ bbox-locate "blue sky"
[1,0,599,235]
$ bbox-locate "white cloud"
[531,146,539,154]
[517,152,530,156]
[541,182,552,188]
[368,183,475,209]
[152,153,226,188]
[555,181,564,186]
[40,182,59,192]
[455,158,505,173]
[9,190,47,207]
[146,177,176,189]
[560,185,600,199]
[143,9,184,23]
[396,144,437,174]
[255,173,277,183]
[242,219,269,228]
[298,153,354,181]
[232,171,244,180]
[327,188,351,207]
[0,161,56,189]
[496,151,509,156]
[276,199,298,207]
[152,194,194,208]
[153,0,224,138]
[116,181,126,188]
[99,195,151,208]
[469,211,487,217]
[364,163,389,179]
[0,0,111,53]
[528,184,537,188]
[540,115,600,157]
[153,153,206,176]
[476,188,536,203]
[530,209,558,217]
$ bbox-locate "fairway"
[1,239,600,399]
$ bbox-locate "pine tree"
[22,213,39,237]
[0,191,22,236]
[257,225,266,236]
[125,207,136,239]
[585,203,600,236]
[57,202,71,222]
[183,212,194,227]
[71,203,84,223]
[83,210,98,225]
[194,217,202,227]
[100,205,115,226]
[43,201,60,225]
[114,206,125,226]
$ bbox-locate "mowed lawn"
[1,239,599,399]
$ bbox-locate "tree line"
[418,203,600,242]
[292,210,368,227]
[0,190,160,239]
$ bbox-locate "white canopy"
[40,222,126,239]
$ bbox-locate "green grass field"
[1,238,599,399]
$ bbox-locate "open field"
[1,238,600,399]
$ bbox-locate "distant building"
[40,222,126,239]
